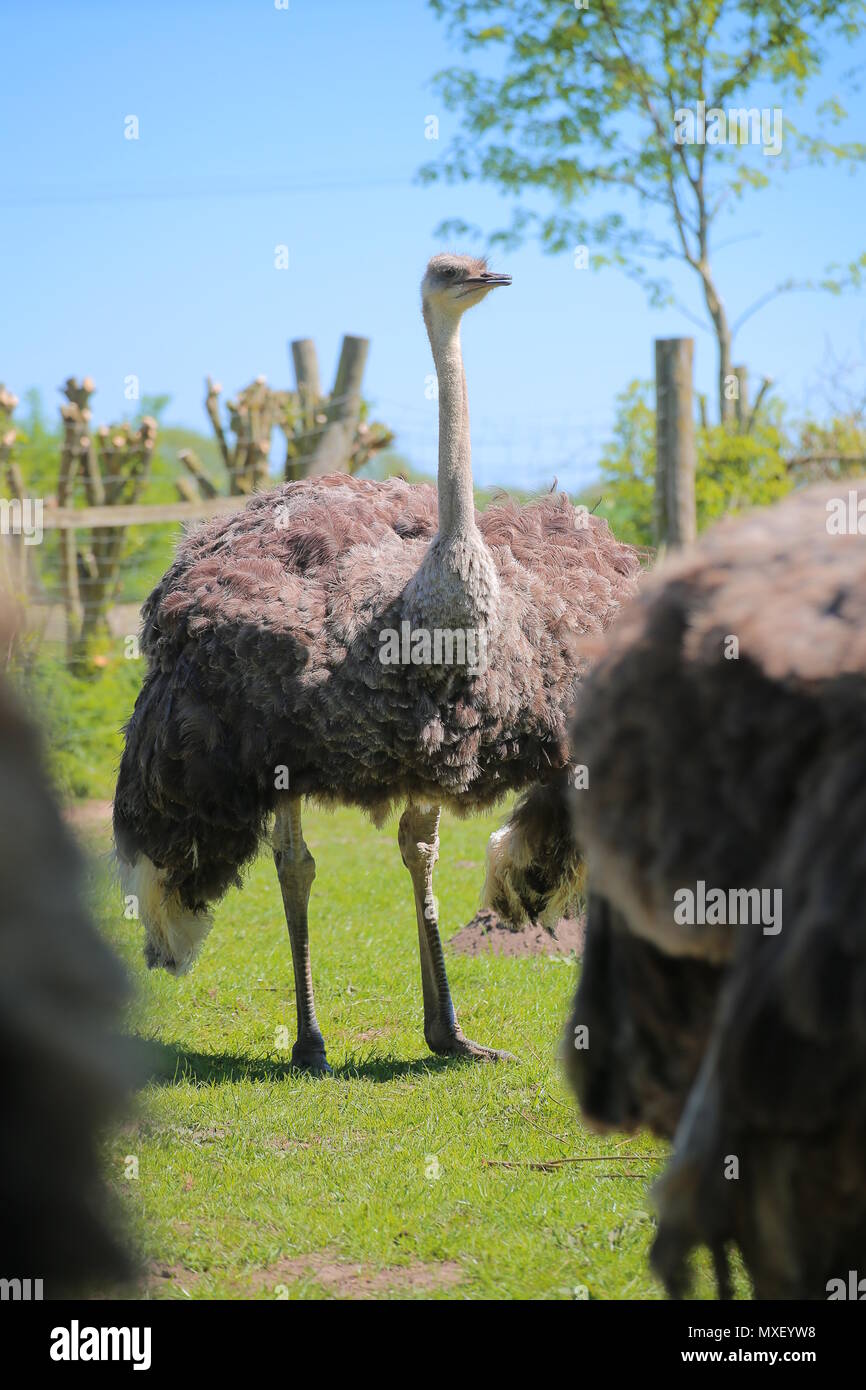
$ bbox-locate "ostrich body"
[114,254,639,1073]
[547,484,866,1298]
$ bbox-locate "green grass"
[83,802,744,1301]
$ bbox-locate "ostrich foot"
[291,1040,333,1076]
[425,1024,516,1063]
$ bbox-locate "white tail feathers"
[481,823,535,924]
[481,818,584,929]
[119,854,212,976]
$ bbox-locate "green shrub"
[11,649,143,801]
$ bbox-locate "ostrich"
[0,609,132,1292]
[498,484,866,1298]
[113,253,639,1073]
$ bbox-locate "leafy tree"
[422,0,866,422]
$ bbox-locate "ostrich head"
[421,254,511,319]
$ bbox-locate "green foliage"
[791,409,866,484]
[133,393,172,425]
[424,0,866,290]
[13,389,64,496]
[697,418,792,527]
[591,381,656,546]
[592,379,793,546]
[10,648,143,801]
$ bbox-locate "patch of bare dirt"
[269,1135,322,1152]
[182,1125,230,1145]
[269,1128,369,1155]
[145,1262,201,1295]
[64,798,113,827]
[449,907,585,958]
[140,1249,463,1300]
[250,1251,463,1299]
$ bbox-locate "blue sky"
[3,0,865,492]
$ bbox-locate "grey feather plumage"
[560,484,866,1298]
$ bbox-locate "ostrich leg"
[398,803,514,1061]
[273,798,331,1075]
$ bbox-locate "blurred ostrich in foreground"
[114,255,639,1072]
[0,610,131,1293]
[497,484,866,1297]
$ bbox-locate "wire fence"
[2,321,625,667]
[3,404,616,657]
[377,393,613,493]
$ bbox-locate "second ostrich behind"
[114,254,639,1072]
[491,483,866,1297]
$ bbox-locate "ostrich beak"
[466,271,512,288]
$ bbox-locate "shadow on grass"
[140,1039,461,1087]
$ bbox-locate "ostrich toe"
[425,1023,516,1062]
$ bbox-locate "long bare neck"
[426,307,476,538]
[404,299,500,644]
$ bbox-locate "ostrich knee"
[272,799,330,1075]
[398,803,515,1063]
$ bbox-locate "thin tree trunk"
[700,272,734,425]
[733,366,749,431]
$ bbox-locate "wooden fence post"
[0,385,30,600]
[288,338,324,480]
[655,338,697,548]
[290,339,321,402]
[194,339,392,490]
[57,378,93,661]
[308,335,370,477]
